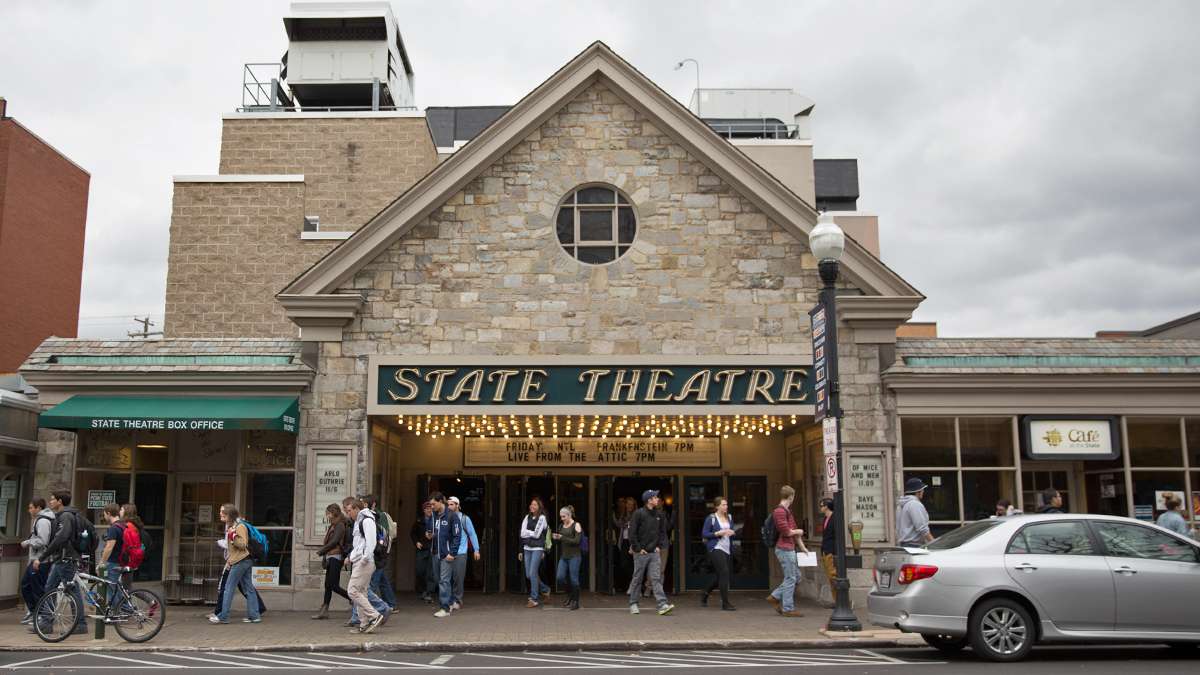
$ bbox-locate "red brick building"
[0,98,90,373]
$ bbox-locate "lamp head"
[674,61,685,70]
[809,212,846,263]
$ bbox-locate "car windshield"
[927,520,1001,550]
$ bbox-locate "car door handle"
[1013,563,1037,571]
[1114,566,1137,575]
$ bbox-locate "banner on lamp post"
[809,304,829,419]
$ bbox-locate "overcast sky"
[2,0,1197,339]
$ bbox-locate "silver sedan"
[867,513,1200,661]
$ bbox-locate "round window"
[555,185,636,264]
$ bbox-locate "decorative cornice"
[278,293,365,342]
[836,295,924,344]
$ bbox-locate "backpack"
[377,511,396,554]
[118,522,146,569]
[358,513,389,564]
[72,511,99,558]
[761,510,778,549]
[239,520,269,563]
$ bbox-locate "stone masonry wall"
[219,116,438,230]
[164,182,318,337]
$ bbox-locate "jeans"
[704,549,732,607]
[371,564,397,607]
[436,556,455,609]
[42,560,86,630]
[104,564,126,608]
[347,558,380,623]
[450,555,468,605]
[217,558,260,622]
[215,565,267,617]
[645,545,670,595]
[322,556,350,606]
[628,551,668,608]
[20,561,50,613]
[523,549,550,602]
[556,556,581,592]
[770,548,798,612]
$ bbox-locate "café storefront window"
[1125,417,1192,529]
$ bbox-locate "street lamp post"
[809,212,862,632]
[674,59,700,115]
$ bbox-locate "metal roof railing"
[707,120,800,140]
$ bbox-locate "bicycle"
[33,561,166,643]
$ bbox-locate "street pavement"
[0,646,1197,672]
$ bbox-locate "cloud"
[2,0,1196,338]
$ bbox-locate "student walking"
[97,503,127,606]
[446,496,480,611]
[363,495,398,610]
[700,496,736,611]
[344,499,390,628]
[817,497,838,606]
[312,503,352,620]
[410,502,436,602]
[19,498,54,624]
[35,490,92,636]
[210,503,262,624]
[627,489,675,616]
[429,492,462,618]
[766,486,805,618]
[553,506,583,610]
[518,498,551,608]
[343,497,385,634]
[896,478,935,547]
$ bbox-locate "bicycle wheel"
[113,588,166,643]
[33,589,82,643]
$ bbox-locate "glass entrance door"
[555,476,590,592]
[505,475,556,594]
[420,474,494,592]
[728,475,770,588]
[683,477,722,590]
[175,475,234,603]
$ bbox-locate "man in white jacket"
[19,498,55,623]
[343,497,384,634]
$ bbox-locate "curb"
[0,637,923,654]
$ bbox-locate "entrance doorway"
[1021,463,1076,513]
[505,475,592,595]
[597,475,677,595]
[175,475,234,603]
[419,474,501,593]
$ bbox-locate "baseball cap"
[642,489,660,503]
[447,496,460,505]
[904,477,929,494]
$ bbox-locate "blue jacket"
[431,508,462,559]
[701,513,737,552]
[456,514,480,556]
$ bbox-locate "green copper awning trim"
[903,355,1200,368]
[51,355,295,366]
[39,396,299,433]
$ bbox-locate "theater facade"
[13,19,1200,611]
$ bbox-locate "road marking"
[253,652,375,669]
[580,650,751,666]
[313,652,444,668]
[462,652,611,668]
[2,653,74,669]
[195,652,325,669]
[153,653,268,668]
[858,649,910,664]
[429,655,454,665]
[89,653,184,669]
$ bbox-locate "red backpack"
[119,522,145,569]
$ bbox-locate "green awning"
[39,396,299,433]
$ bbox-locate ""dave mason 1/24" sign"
[464,436,720,468]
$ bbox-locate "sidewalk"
[0,592,921,653]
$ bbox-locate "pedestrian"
[518,497,551,608]
[363,495,398,611]
[210,503,262,625]
[645,498,674,598]
[817,497,838,606]
[700,495,736,611]
[344,498,390,628]
[411,501,436,603]
[766,486,805,618]
[210,556,268,622]
[428,492,462,618]
[312,503,352,620]
[627,489,675,616]
[97,503,127,606]
[19,498,54,624]
[1157,493,1190,536]
[446,496,480,611]
[343,496,386,634]
[553,505,583,611]
[995,499,1021,517]
[1037,488,1065,514]
[896,478,935,547]
[34,490,91,636]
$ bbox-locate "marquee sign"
[464,436,720,468]
[368,358,815,415]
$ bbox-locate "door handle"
[1013,563,1037,571]
[1114,566,1137,575]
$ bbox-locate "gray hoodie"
[896,495,931,547]
[22,508,55,562]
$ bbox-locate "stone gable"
[335,81,840,357]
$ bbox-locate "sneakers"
[242,617,262,623]
[526,599,539,608]
[449,602,461,611]
[629,603,640,615]
[781,610,804,618]
[207,615,228,624]
[656,603,675,616]
[359,614,384,634]
[433,608,450,618]
[766,594,782,614]
[20,613,33,626]
[379,608,392,626]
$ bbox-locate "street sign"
[825,454,839,492]
[87,490,116,509]
[809,304,829,418]
[822,417,839,457]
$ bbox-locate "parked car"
[868,513,1200,661]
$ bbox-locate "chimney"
[0,97,7,119]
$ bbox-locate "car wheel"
[921,633,968,653]
[968,598,1034,662]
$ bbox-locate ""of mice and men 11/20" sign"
[368,359,815,414]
